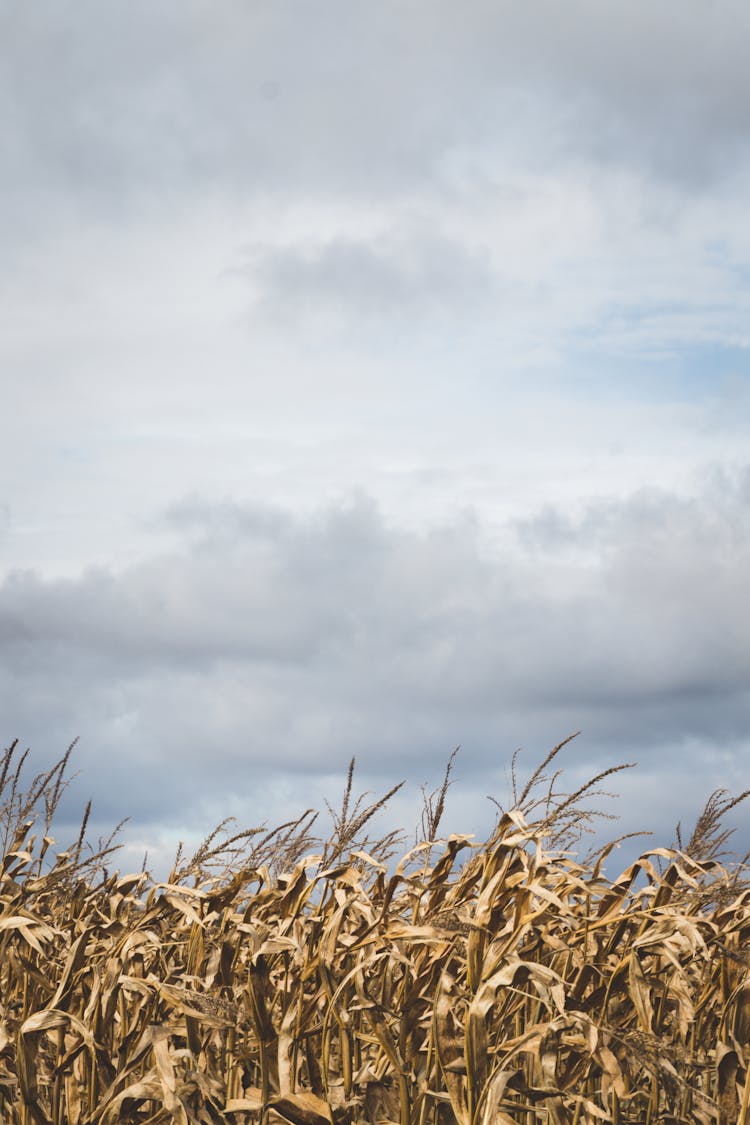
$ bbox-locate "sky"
[2,1,750,875]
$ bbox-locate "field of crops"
[2,736,750,1124]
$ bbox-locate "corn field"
[2,736,750,1124]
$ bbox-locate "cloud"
[245,229,495,340]
[3,3,750,877]
[3,477,750,869]
[4,0,750,249]
[486,1,750,186]
[5,1,750,387]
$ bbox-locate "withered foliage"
[1,736,750,1125]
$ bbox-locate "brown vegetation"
[1,735,750,1124]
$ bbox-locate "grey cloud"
[3,479,750,865]
[246,230,495,335]
[510,477,750,722]
[517,469,750,567]
[5,3,750,881]
[491,2,750,185]
[3,0,750,247]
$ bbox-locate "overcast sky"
[3,1,750,874]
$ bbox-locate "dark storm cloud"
[3,475,750,860]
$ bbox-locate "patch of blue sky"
[563,329,750,404]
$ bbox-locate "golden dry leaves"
[2,782,750,1122]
